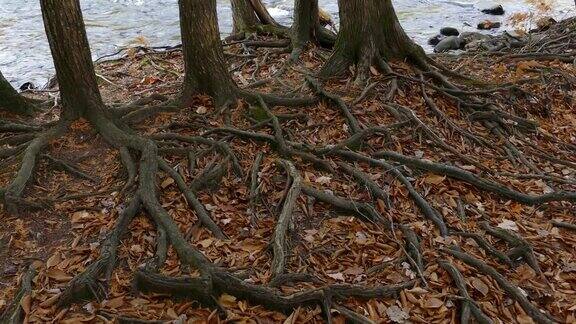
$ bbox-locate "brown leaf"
[471,277,489,296]
[326,272,346,281]
[425,297,443,308]
[423,174,446,185]
[46,269,72,282]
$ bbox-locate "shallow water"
[0,0,573,88]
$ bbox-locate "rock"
[440,27,460,36]
[460,32,493,44]
[481,5,505,15]
[477,20,501,30]
[434,36,461,53]
[19,82,35,91]
[428,34,443,46]
[459,32,494,50]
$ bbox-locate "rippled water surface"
[0,0,573,87]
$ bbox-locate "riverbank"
[1,0,574,87]
[1,15,575,323]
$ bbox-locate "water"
[0,0,573,88]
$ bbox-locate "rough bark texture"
[41,0,106,120]
[231,0,260,34]
[180,0,237,106]
[292,0,320,49]
[0,71,33,115]
[290,0,336,59]
[320,0,425,80]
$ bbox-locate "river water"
[0,0,573,88]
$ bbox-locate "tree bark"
[290,0,336,59]
[41,0,105,120]
[319,0,425,81]
[0,71,33,115]
[179,0,237,107]
[231,0,260,34]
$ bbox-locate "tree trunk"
[319,0,424,81]
[231,0,260,34]
[290,0,336,59]
[179,0,237,107]
[41,0,105,120]
[250,0,280,27]
[229,0,288,41]
[292,0,320,49]
[0,71,33,115]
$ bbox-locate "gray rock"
[440,27,460,36]
[428,34,443,46]
[481,5,505,15]
[459,32,493,45]
[477,21,502,30]
[434,36,461,53]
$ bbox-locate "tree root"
[451,231,513,266]
[42,153,97,182]
[134,268,415,316]
[0,263,37,323]
[551,220,576,231]
[442,246,557,324]
[438,260,493,324]
[270,160,302,278]
[248,152,264,222]
[376,150,576,205]
[158,158,226,239]
[3,121,68,214]
[479,222,545,278]
[306,77,362,134]
[57,195,141,307]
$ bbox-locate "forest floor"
[1,18,575,324]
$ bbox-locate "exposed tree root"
[57,195,141,306]
[439,260,493,324]
[0,264,37,323]
[3,121,68,214]
[135,268,414,316]
[270,160,301,278]
[442,246,557,324]
[375,150,576,205]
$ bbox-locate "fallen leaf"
[471,277,489,296]
[424,174,446,185]
[425,297,443,308]
[326,272,345,281]
[161,177,174,189]
[315,176,332,185]
[219,294,237,307]
[386,305,409,323]
[497,219,518,231]
[46,269,73,282]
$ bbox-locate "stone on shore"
[477,20,502,30]
[481,5,505,15]
[428,34,443,46]
[440,27,460,36]
[434,36,461,53]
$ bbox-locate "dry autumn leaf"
[471,277,489,297]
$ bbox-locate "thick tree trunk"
[319,0,425,80]
[231,0,260,34]
[229,0,288,40]
[0,71,33,115]
[292,0,320,49]
[179,0,237,107]
[41,0,105,120]
[290,0,336,59]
